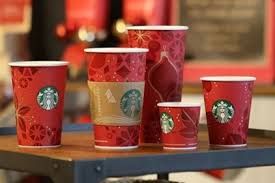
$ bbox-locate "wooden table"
[1,124,275,183]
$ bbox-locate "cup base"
[210,144,247,149]
[95,145,138,151]
[18,145,61,148]
[163,146,197,150]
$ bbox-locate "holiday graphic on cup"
[201,76,256,148]
[160,112,174,134]
[9,61,68,148]
[158,102,201,150]
[127,26,189,144]
[212,100,234,124]
[87,82,144,127]
[85,48,148,150]
[37,86,59,111]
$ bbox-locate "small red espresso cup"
[9,61,68,148]
[85,48,148,150]
[201,76,256,148]
[157,102,201,150]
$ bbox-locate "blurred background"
[0,0,274,182]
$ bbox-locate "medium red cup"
[157,102,201,150]
[85,48,148,150]
[9,61,68,148]
[201,76,256,148]
[127,25,189,144]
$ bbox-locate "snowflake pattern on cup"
[116,126,139,146]
[29,124,46,141]
[12,67,38,89]
[129,30,151,46]
[94,125,139,147]
[87,53,146,82]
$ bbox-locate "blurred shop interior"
[0,0,275,183]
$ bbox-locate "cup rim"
[200,76,256,81]
[126,25,189,31]
[84,47,149,53]
[157,102,201,107]
[8,61,68,67]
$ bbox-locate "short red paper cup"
[85,48,148,150]
[201,76,256,148]
[127,25,189,144]
[157,102,201,150]
[9,61,68,148]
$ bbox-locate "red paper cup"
[127,26,189,144]
[9,61,68,148]
[85,48,148,150]
[201,76,256,148]
[157,102,201,150]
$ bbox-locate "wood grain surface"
[0,129,275,161]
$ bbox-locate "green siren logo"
[212,100,234,123]
[120,89,142,118]
[37,86,59,110]
[160,112,174,134]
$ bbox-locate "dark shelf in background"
[66,82,275,96]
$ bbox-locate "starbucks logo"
[160,112,174,134]
[37,86,59,110]
[120,89,142,118]
[212,100,234,123]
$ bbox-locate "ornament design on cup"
[37,86,59,110]
[120,89,142,118]
[212,100,234,124]
[160,112,174,134]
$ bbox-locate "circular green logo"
[37,86,59,110]
[160,112,174,134]
[212,100,234,123]
[120,89,142,118]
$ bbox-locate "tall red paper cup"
[127,26,188,144]
[85,48,148,150]
[201,76,256,148]
[9,61,68,148]
[158,102,201,150]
